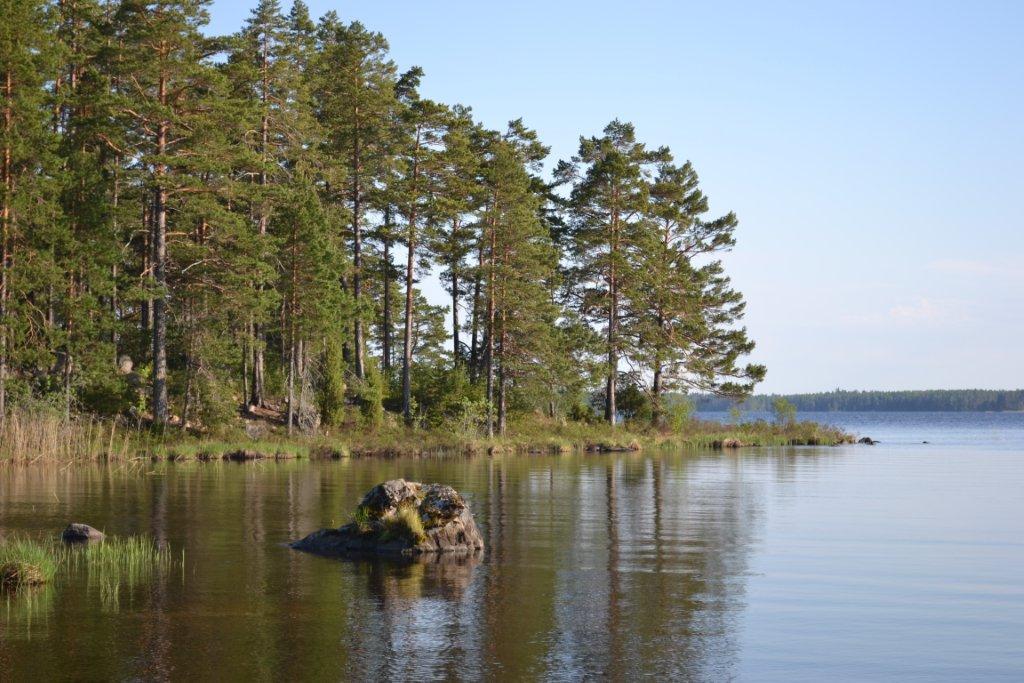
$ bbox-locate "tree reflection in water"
[0,451,766,680]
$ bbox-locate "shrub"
[667,398,695,433]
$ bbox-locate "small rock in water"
[61,523,105,544]
[858,437,877,445]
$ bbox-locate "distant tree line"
[0,0,763,434]
[689,390,1024,412]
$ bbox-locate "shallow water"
[1,413,1023,680]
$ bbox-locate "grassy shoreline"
[0,410,855,464]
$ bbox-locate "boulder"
[291,479,484,557]
[61,523,105,544]
[359,479,421,517]
[711,438,749,448]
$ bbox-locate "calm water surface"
[1,413,1022,681]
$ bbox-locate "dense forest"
[690,390,1024,412]
[0,0,764,436]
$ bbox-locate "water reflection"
[0,451,773,679]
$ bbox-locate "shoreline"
[0,413,855,465]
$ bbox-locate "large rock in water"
[291,479,484,557]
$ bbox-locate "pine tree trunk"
[111,162,119,363]
[287,329,295,437]
[484,212,496,438]
[0,69,11,419]
[181,299,193,430]
[402,216,415,426]
[652,361,663,428]
[382,219,392,376]
[497,302,507,436]
[251,321,264,408]
[451,267,460,365]
[351,116,365,379]
[498,366,507,436]
[287,230,299,436]
[401,143,420,426]
[151,84,169,426]
[141,200,152,331]
[251,31,272,408]
[297,338,307,430]
[605,207,619,427]
[469,238,483,382]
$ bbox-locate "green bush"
[667,398,695,432]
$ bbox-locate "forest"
[0,0,765,439]
[690,390,1024,413]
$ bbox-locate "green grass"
[0,535,178,594]
[0,538,59,589]
[378,504,427,545]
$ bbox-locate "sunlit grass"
[0,538,59,589]
[378,504,427,545]
[0,409,146,463]
[0,535,178,595]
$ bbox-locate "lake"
[2,412,1023,680]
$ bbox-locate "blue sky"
[209,0,1023,393]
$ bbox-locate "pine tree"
[225,0,294,408]
[430,104,482,367]
[486,139,559,434]
[0,0,61,416]
[559,120,668,427]
[315,20,397,381]
[277,181,346,433]
[633,160,765,424]
[51,0,127,416]
[111,0,235,426]
[392,82,446,425]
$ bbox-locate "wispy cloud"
[928,258,1020,280]
[888,297,966,323]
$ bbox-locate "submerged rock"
[61,523,105,544]
[291,479,484,557]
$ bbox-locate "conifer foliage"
[0,0,764,433]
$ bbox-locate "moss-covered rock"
[291,479,484,557]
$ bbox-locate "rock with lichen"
[290,479,484,557]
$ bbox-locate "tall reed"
[0,409,141,463]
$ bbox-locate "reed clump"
[0,535,177,593]
[0,409,142,463]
